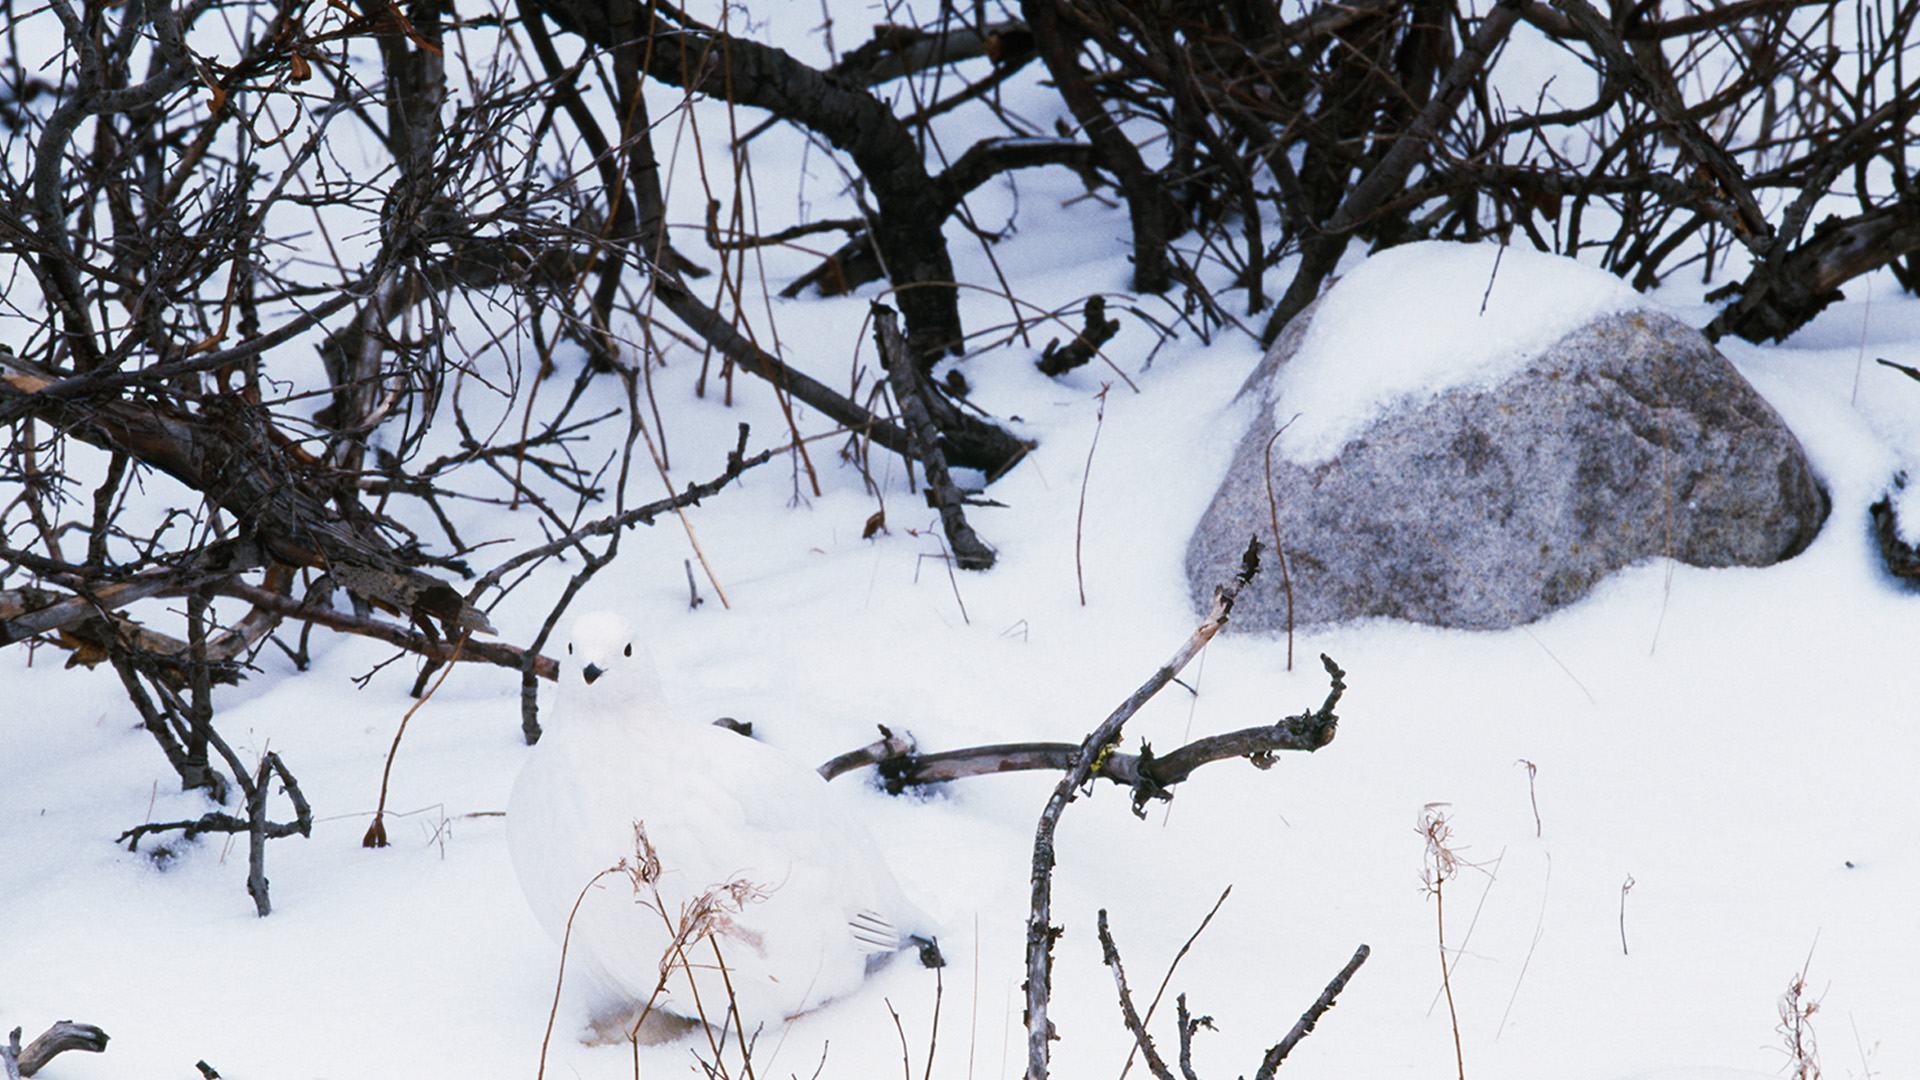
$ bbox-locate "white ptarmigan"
[507,612,938,1035]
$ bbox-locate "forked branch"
[819,654,1346,818]
[1024,537,1263,1080]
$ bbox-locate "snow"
[1271,241,1650,464]
[11,267,1920,1079]
[6,6,1920,1080]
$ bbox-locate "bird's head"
[555,610,663,723]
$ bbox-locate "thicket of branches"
[2,0,1917,905]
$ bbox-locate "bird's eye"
[567,643,574,655]
[624,643,633,657]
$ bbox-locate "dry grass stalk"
[1778,952,1823,1080]
[1420,804,1466,1080]
[534,823,767,1080]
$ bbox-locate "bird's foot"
[911,934,946,969]
[581,1002,701,1046]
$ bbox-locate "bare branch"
[1097,911,1176,1080]
[1025,537,1263,1080]
[6,1022,108,1078]
[1252,945,1372,1078]
[874,304,996,570]
[823,653,1345,815]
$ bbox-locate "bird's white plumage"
[507,612,930,1032]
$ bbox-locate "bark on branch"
[1707,198,1920,342]
[3,1022,109,1079]
[1252,944,1372,1078]
[1098,911,1176,1080]
[818,653,1346,818]
[781,136,1098,302]
[873,304,997,570]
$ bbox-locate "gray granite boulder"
[1186,307,1827,631]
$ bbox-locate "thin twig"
[1120,886,1232,1080]
[1074,385,1109,606]
[1096,910,1175,1080]
[1517,759,1541,837]
[1619,874,1636,956]
[364,631,470,848]
[538,867,626,1080]
[1252,945,1372,1077]
[1261,420,1298,671]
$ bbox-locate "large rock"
[1186,306,1828,631]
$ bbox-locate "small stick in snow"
[365,631,469,848]
[1421,804,1466,1080]
[1174,995,1209,1080]
[3,1021,109,1078]
[1252,944,1371,1077]
[1074,385,1110,607]
[1036,295,1122,378]
[1619,874,1636,956]
[116,748,313,916]
[1517,759,1541,837]
[873,303,995,571]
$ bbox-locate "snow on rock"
[1898,476,1920,545]
[1271,241,1649,464]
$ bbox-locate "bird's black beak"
[581,663,605,685]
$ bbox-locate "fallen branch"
[874,303,996,571]
[115,747,311,916]
[819,653,1345,816]
[0,540,266,647]
[116,752,312,854]
[816,724,917,780]
[1707,199,1920,342]
[3,1022,109,1078]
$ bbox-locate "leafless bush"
[1002,0,1920,344]
[4,0,1917,913]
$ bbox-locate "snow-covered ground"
[6,5,1920,1080]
